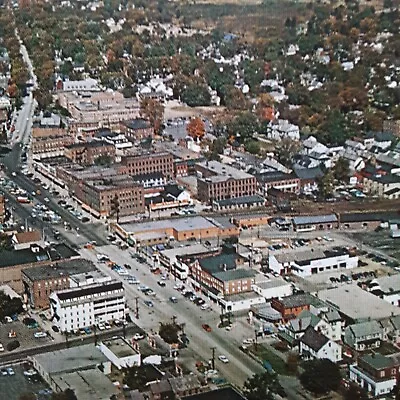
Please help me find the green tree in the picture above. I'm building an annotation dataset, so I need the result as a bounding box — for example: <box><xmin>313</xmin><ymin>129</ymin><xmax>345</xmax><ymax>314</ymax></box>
<box><xmin>222</xmin><ymin>85</ymin><xmax>249</xmax><ymax>110</ymax></box>
<box><xmin>181</xmin><ymin>83</ymin><xmax>211</xmax><ymax>107</ymax></box>
<box><xmin>159</xmin><ymin>322</ymin><xmax>180</xmax><ymax>344</ymax></box>
<box><xmin>345</xmin><ymin>384</ymin><xmax>369</xmax><ymax>400</ymax></box>
<box><xmin>300</xmin><ymin>359</ymin><xmax>341</xmax><ymax>395</ymax></box>
<box><xmin>123</xmin><ymin>366</ymin><xmax>149</xmax><ymax>391</ymax></box>
<box><xmin>206</xmin><ymin>137</ymin><xmax>227</xmax><ymax>161</ymax></box>
<box><xmin>244</xmin><ymin>139</ymin><xmax>260</xmax><ymax>155</ymax></box>
<box><xmin>228</xmin><ymin>112</ymin><xmax>259</xmax><ymax>141</ymax></box>
<box><xmin>243</xmin><ymin>373</ymin><xmax>277</xmax><ymax>400</ymax></box>
<box><xmin>318</xmin><ymin>170</ymin><xmax>335</xmax><ymax>199</ymax></box>
<box><xmin>333</xmin><ymin>157</ymin><xmax>350</xmax><ymax>182</ymax></box>
<box><xmin>275</xmin><ymin>138</ymin><xmax>301</xmax><ymax>168</ymax></box>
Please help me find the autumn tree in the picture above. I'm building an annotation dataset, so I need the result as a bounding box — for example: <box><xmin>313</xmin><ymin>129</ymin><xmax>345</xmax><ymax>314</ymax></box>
<box><xmin>256</xmin><ymin>93</ymin><xmax>275</xmax><ymax>121</ymax></box>
<box><xmin>187</xmin><ymin>117</ymin><xmax>205</xmax><ymax>141</ymax></box>
<box><xmin>222</xmin><ymin>85</ymin><xmax>249</xmax><ymax>110</ymax></box>
<box><xmin>333</xmin><ymin>157</ymin><xmax>350</xmax><ymax>182</ymax></box>
<box><xmin>318</xmin><ymin>170</ymin><xmax>335</xmax><ymax>199</ymax></box>
<box><xmin>140</xmin><ymin>98</ymin><xmax>164</xmax><ymax>135</ymax></box>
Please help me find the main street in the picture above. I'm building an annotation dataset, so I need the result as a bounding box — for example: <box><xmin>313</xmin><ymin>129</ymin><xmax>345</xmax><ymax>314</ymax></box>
<box><xmin>80</xmin><ymin>245</ymin><xmax>266</xmax><ymax>388</ymax></box>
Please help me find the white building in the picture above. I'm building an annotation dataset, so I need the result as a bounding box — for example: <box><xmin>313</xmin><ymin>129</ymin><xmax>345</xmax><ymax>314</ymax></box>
<box><xmin>252</xmin><ymin>278</ymin><xmax>292</xmax><ymax>299</ymax></box>
<box><xmin>349</xmin><ymin>354</ymin><xmax>397</xmax><ymax>397</ymax></box>
<box><xmin>98</xmin><ymin>337</ymin><xmax>141</xmax><ymax>369</ymax></box>
<box><xmin>367</xmin><ymin>274</ymin><xmax>400</xmax><ymax>306</ymax></box>
<box><xmin>269</xmin><ymin>248</ymin><xmax>358</xmax><ymax>278</ymax></box>
<box><xmin>219</xmin><ymin>291</ymin><xmax>266</xmax><ymax>313</ymax></box>
<box><xmin>60</xmin><ymin>78</ymin><xmax>100</xmax><ymax>92</ymax></box>
<box><xmin>50</xmin><ymin>280</ymin><xmax>125</xmax><ymax>332</ymax></box>
<box><xmin>267</xmin><ymin>119</ymin><xmax>300</xmax><ymax>141</ymax></box>
<box><xmin>299</xmin><ymin>327</ymin><xmax>342</xmax><ymax>363</ymax></box>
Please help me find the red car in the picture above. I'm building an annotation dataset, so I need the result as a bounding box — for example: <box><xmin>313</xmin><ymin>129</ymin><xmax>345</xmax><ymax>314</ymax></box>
<box><xmin>202</xmin><ymin>324</ymin><xmax>212</xmax><ymax>332</ymax></box>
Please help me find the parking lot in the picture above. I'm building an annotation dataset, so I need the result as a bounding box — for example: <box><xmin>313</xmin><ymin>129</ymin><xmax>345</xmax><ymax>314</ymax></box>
<box><xmin>0</xmin><ymin>319</ymin><xmax>53</xmax><ymax>355</ymax></box>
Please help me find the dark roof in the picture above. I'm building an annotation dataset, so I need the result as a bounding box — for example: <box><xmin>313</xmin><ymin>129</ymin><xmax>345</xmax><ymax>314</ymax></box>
<box><xmin>293</xmin><ymin>214</ymin><xmax>338</xmax><ymax>226</ymax></box>
<box><xmin>385</xmin><ymin>187</ymin><xmax>400</xmax><ymax>196</ymax></box>
<box><xmin>198</xmin><ymin>253</ymin><xmax>237</xmax><ymax>274</ymax></box>
<box><xmin>0</xmin><ymin>243</ymin><xmax>79</xmax><ymax>269</ymax></box>
<box><xmin>22</xmin><ymin>258</ymin><xmax>96</xmax><ymax>281</ymax></box>
<box><xmin>123</xmin><ymin>118</ymin><xmax>152</xmax><ymax>130</ymax></box>
<box><xmin>57</xmin><ymin>281</ymin><xmax>123</xmax><ymax>301</ymax></box>
<box><xmin>213</xmin><ymin>268</ymin><xmax>256</xmax><ymax>282</ymax></box>
<box><xmin>277</xmin><ymin>293</ymin><xmax>323</xmax><ymax>309</ymax></box>
<box><xmin>256</xmin><ymin>171</ymin><xmax>297</xmax><ymax>183</ymax></box>
<box><xmin>294</xmin><ymin>166</ymin><xmax>324</xmax><ymax>180</ymax></box>
<box><xmin>214</xmin><ymin>195</ymin><xmax>265</xmax><ymax>207</ymax></box>
<box><xmin>340</xmin><ymin>211</ymin><xmax>400</xmax><ymax>223</ymax></box>
<box><xmin>300</xmin><ymin>326</ymin><xmax>329</xmax><ymax>351</ymax></box>
<box><xmin>183</xmin><ymin>387</ymin><xmax>246</xmax><ymax>400</ymax></box>
<box><xmin>164</xmin><ymin>184</ymin><xmax>185</xmax><ymax>199</ymax></box>
<box><xmin>66</xmin><ymin>141</ymin><xmax>113</xmax><ymax>149</ymax></box>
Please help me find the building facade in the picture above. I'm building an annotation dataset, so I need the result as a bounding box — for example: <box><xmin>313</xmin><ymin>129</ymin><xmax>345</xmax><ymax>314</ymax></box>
<box><xmin>64</xmin><ymin>142</ymin><xmax>116</xmax><ymax>166</ymax></box>
<box><xmin>50</xmin><ymin>281</ymin><xmax>125</xmax><ymax>332</ymax></box>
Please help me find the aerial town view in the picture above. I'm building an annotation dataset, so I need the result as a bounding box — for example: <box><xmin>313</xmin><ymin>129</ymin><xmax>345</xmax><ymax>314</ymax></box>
<box><xmin>0</xmin><ymin>0</ymin><xmax>400</xmax><ymax>398</ymax></box>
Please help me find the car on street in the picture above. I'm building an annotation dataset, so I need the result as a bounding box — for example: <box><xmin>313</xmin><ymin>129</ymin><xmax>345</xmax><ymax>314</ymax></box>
<box><xmin>34</xmin><ymin>332</ymin><xmax>47</xmax><ymax>338</ymax></box>
<box><xmin>202</xmin><ymin>324</ymin><xmax>212</xmax><ymax>332</ymax></box>
<box><xmin>144</xmin><ymin>300</ymin><xmax>154</xmax><ymax>307</ymax></box>
<box><xmin>243</xmin><ymin>338</ymin><xmax>254</xmax><ymax>345</ymax></box>
<box><xmin>200</xmin><ymin>304</ymin><xmax>209</xmax><ymax>310</ymax></box>
<box><xmin>104</xmin><ymin>322</ymin><xmax>111</xmax><ymax>330</ymax></box>
<box><xmin>44</xmin><ymin>197</ymin><xmax>49</xmax><ymax>203</ymax></box>
<box><xmin>97</xmin><ymin>323</ymin><xmax>105</xmax><ymax>331</ymax></box>
<box><xmin>133</xmin><ymin>333</ymin><xmax>145</xmax><ymax>341</ymax></box>
<box><xmin>218</xmin><ymin>355</ymin><xmax>229</xmax><ymax>363</ymax></box>
<box><xmin>169</xmin><ymin>296</ymin><xmax>178</xmax><ymax>303</ymax></box>
<box><xmin>157</xmin><ymin>280</ymin><xmax>166</xmax><ymax>287</ymax></box>
<box><xmin>0</xmin><ymin>343</ymin><xmax>4</xmax><ymax>352</ymax></box>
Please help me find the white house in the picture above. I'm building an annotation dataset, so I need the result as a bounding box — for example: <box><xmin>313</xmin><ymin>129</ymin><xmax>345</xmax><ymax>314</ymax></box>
<box><xmin>98</xmin><ymin>337</ymin><xmax>141</xmax><ymax>370</ymax></box>
<box><xmin>299</xmin><ymin>326</ymin><xmax>342</xmax><ymax>363</ymax></box>
<box><xmin>50</xmin><ymin>280</ymin><xmax>126</xmax><ymax>333</ymax></box>
<box><xmin>267</xmin><ymin>119</ymin><xmax>300</xmax><ymax>140</ymax></box>
<box><xmin>344</xmin><ymin>320</ymin><xmax>384</xmax><ymax>351</ymax></box>
<box><xmin>252</xmin><ymin>278</ymin><xmax>292</xmax><ymax>299</ymax></box>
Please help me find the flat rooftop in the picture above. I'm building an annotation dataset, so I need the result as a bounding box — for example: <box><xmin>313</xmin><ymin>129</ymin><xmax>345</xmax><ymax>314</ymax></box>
<box><xmin>317</xmin><ymin>284</ymin><xmax>400</xmax><ymax>322</ymax></box>
<box><xmin>160</xmin><ymin>244</ymin><xmax>211</xmax><ymax>260</ymax></box>
<box><xmin>119</xmin><ymin>216</ymin><xmax>217</xmax><ymax>235</ymax></box>
<box><xmin>197</xmin><ymin>160</ymin><xmax>254</xmax><ymax>182</ymax></box>
<box><xmin>102</xmin><ymin>337</ymin><xmax>138</xmax><ymax>358</ymax></box>
<box><xmin>51</xmin><ymin>369</ymin><xmax>118</xmax><ymax>400</ymax></box>
<box><xmin>32</xmin><ymin>343</ymin><xmax>108</xmax><ymax>374</ymax></box>
<box><xmin>22</xmin><ymin>258</ymin><xmax>96</xmax><ymax>281</ymax></box>
<box><xmin>273</xmin><ymin>247</ymin><xmax>351</xmax><ymax>264</ymax></box>
<box><xmin>374</xmin><ymin>274</ymin><xmax>400</xmax><ymax>294</ymax></box>
<box><xmin>255</xmin><ymin>278</ymin><xmax>292</xmax><ymax>290</ymax></box>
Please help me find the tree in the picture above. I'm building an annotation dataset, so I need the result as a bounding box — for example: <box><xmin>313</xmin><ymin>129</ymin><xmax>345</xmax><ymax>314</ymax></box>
<box><xmin>222</xmin><ymin>85</ymin><xmax>249</xmax><ymax>110</ymax></box>
<box><xmin>140</xmin><ymin>98</ymin><xmax>164</xmax><ymax>135</ymax></box>
<box><xmin>256</xmin><ymin>93</ymin><xmax>275</xmax><ymax>121</ymax></box>
<box><xmin>318</xmin><ymin>170</ymin><xmax>334</xmax><ymax>199</ymax></box>
<box><xmin>227</xmin><ymin>112</ymin><xmax>259</xmax><ymax>142</ymax></box>
<box><xmin>243</xmin><ymin>373</ymin><xmax>277</xmax><ymax>400</ymax></box>
<box><xmin>345</xmin><ymin>384</ymin><xmax>369</xmax><ymax>400</ymax></box>
<box><xmin>181</xmin><ymin>83</ymin><xmax>211</xmax><ymax>107</ymax></box>
<box><xmin>244</xmin><ymin>139</ymin><xmax>260</xmax><ymax>155</ymax></box>
<box><xmin>187</xmin><ymin>117</ymin><xmax>205</xmax><ymax>141</ymax></box>
<box><xmin>300</xmin><ymin>359</ymin><xmax>341</xmax><ymax>395</ymax></box>
<box><xmin>94</xmin><ymin>154</ymin><xmax>113</xmax><ymax>167</ymax></box>
<box><xmin>333</xmin><ymin>157</ymin><xmax>350</xmax><ymax>182</ymax></box>
<box><xmin>275</xmin><ymin>138</ymin><xmax>301</xmax><ymax>168</ymax></box>
<box><xmin>159</xmin><ymin>322</ymin><xmax>180</xmax><ymax>344</ymax></box>
<box><xmin>123</xmin><ymin>366</ymin><xmax>149</xmax><ymax>391</ymax></box>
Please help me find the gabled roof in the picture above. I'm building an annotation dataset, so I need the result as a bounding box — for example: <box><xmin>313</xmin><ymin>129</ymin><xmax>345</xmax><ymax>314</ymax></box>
<box><xmin>349</xmin><ymin>320</ymin><xmax>382</xmax><ymax>339</ymax></box>
<box><xmin>294</xmin><ymin>166</ymin><xmax>324</xmax><ymax>180</ymax></box>
<box><xmin>13</xmin><ymin>230</ymin><xmax>42</xmax><ymax>244</ymax></box>
<box><xmin>323</xmin><ymin>310</ymin><xmax>341</xmax><ymax>323</ymax></box>
<box><xmin>300</xmin><ymin>326</ymin><xmax>329</xmax><ymax>352</ymax></box>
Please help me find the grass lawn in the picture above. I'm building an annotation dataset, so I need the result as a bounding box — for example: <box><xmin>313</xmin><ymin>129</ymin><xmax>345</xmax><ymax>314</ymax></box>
<box><xmin>252</xmin><ymin>344</ymin><xmax>296</xmax><ymax>376</ymax></box>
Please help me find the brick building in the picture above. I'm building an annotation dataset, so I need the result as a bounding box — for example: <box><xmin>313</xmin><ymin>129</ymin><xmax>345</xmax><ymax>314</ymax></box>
<box><xmin>64</xmin><ymin>142</ymin><xmax>116</xmax><ymax>166</ymax></box>
<box><xmin>21</xmin><ymin>258</ymin><xmax>96</xmax><ymax>309</ymax></box>
<box><xmin>255</xmin><ymin>171</ymin><xmax>300</xmax><ymax>195</ymax></box>
<box><xmin>31</xmin><ymin>126</ymin><xmax>73</xmax><ymax>158</ymax></box>
<box><xmin>120</xmin><ymin>119</ymin><xmax>154</xmax><ymax>140</ymax></box>
<box><xmin>195</xmin><ymin>161</ymin><xmax>257</xmax><ymax>204</ymax></box>
<box><xmin>271</xmin><ymin>293</ymin><xmax>319</xmax><ymax>321</ymax></box>
<box><xmin>120</xmin><ymin>152</ymin><xmax>174</xmax><ymax>180</ymax></box>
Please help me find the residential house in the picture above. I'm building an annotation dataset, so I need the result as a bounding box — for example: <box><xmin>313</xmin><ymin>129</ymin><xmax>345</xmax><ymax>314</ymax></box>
<box><xmin>12</xmin><ymin>231</ymin><xmax>43</xmax><ymax>250</ymax></box>
<box><xmin>344</xmin><ymin>320</ymin><xmax>384</xmax><ymax>351</ymax></box>
<box><xmin>267</xmin><ymin>119</ymin><xmax>300</xmax><ymax>140</ymax></box>
<box><xmin>293</xmin><ymin>166</ymin><xmax>324</xmax><ymax>193</ymax></box>
<box><xmin>349</xmin><ymin>353</ymin><xmax>399</xmax><ymax>397</ymax></box>
<box><xmin>299</xmin><ymin>326</ymin><xmax>342</xmax><ymax>363</ymax></box>
<box><xmin>320</xmin><ymin>310</ymin><xmax>342</xmax><ymax>342</ymax></box>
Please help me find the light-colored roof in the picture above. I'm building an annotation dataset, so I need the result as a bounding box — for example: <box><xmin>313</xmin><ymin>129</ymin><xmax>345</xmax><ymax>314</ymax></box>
<box><xmin>101</xmin><ymin>337</ymin><xmax>138</xmax><ymax>358</ymax></box>
<box><xmin>348</xmin><ymin>320</ymin><xmax>383</xmax><ymax>338</ymax></box>
<box><xmin>317</xmin><ymin>284</ymin><xmax>400</xmax><ymax>322</ymax></box>
<box><xmin>273</xmin><ymin>248</ymin><xmax>326</xmax><ymax>264</ymax></box>
<box><xmin>120</xmin><ymin>216</ymin><xmax>216</xmax><ymax>235</ymax></box>
<box><xmin>375</xmin><ymin>274</ymin><xmax>400</xmax><ymax>294</ymax></box>
<box><xmin>160</xmin><ymin>244</ymin><xmax>211</xmax><ymax>260</ymax></box>
<box><xmin>293</xmin><ymin>214</ymin><xmax>338</xmax><ymax>225</ymax></box>
<box><xmin>32</xmin><ymin>344</ymin><xmax>108</xmax><ymax>374</ymax></box>
<box><xmin>197</xmin><ymin>160</ymin><xmax>254</xmax><ymax>182</ymax></box>
<box><xmin>51</xmin><ymin>369</ymin><xmax>118</xmax><ymax>400</ymax></box>
<box><xmin>255</xmin><ymin>278</ymin><xmax>291</xmax><ymax>290</ymax></box>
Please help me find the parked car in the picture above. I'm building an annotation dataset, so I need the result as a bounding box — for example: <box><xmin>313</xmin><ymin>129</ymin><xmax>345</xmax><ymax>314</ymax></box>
<box><xmin>169</xmin><ymin>296</ymin><xmax>178</xmax><ymax>303</ymax></box>
<box><xmin>144</xmin><ymin>300</ymin><xmax>154</xmax><ymax>307</ymax></box>
<box><xmin>218</xmin><ymin>355</ymin><xmax>229</xmax><ymax>363</ymax></box>
<box><xmin>157</xmin><ymin>281</ymin><xmax>166</xmax><ymax>287</ymax></box>
<box><xmin>202</xmin><ymin>324</ymin><xmax>212</xmax><ymax>332</ymax></box>
<box><xmin>34</xmin><ymin>332</ymin><xmax>47</xmax><ymax>338</ymax></box>
<box><xmin>133</xmin><ymin>333</ymin><xmax>145</xmax><ymax>341</ymax></box>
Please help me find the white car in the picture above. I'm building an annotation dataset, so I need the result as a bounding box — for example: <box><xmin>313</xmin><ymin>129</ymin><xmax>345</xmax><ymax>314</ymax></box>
<box><xmin>34</xmin><ymin>332</ymin><xmax>47</xmax><ymax>338</ymax></box>
<box><xmin>200</xmin><ymin>304</ymin><xmax>209</xmax><ymax>310</ymax></box>
<box><xmin>242</xmin><ymin>338</ymin><xmax>254</xmax><ymax>345</ymax></box>
<box><xmin>218</xmin><ymin>355</ymin><xmax>229</xmax><ymax>363</ymax></box>
<box><xmin>133</xmin><ymin>333</ymin><xmax>145</xmax><ymax>341</ymax></box>
<box><xmin>44</xmin><ymin>197</ymin><xmax>50</xmax><ymax>203</ymax></box>
<box><xmin>97</xmin><ymin>323</ymin><xmax>105</xmax><ymax>331</ymax></box>
<box><xmin>104</xmin><ymin>322</ymin><xmax>111</xmax><ymax>330</ymax></box>
<box><xmin>0</xmin><ymin>343</ymin><xmax>4</xmax><ymax>352</ymax></box>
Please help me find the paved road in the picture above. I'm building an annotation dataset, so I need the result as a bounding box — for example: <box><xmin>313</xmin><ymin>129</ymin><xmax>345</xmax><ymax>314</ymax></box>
<box><xmin>80</xmin><ymin>246</ymin><xmax>266</xmax><ymax>388</ymax></box>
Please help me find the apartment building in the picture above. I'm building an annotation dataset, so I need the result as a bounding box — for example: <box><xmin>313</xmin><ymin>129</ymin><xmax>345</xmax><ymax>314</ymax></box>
<box><xmin>195</xmin><ymin>161</ymin><xmax>257</xmax><ymax>204</ymax></box>
<box><xmin>64</xmin><ymin>142</ymin><xmax>116</xmax><ymax>166</ymax></box>
<box><xmin>120</xmin><ymin>119</ymin><xmax>154</xmax><ymax>140</ymax></box>
<box><xmin>50</xmin><ymin>280</ymin><xmax>125</xmax><ymax>332</ymax></box>
<box><xmin>120</xmin><ymin>152</ymin><xmax>174</xmax><ymax>180</ymax></box>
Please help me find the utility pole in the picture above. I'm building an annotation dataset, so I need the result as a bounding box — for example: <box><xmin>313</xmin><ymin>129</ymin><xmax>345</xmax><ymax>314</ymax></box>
<box><xmin>211</xmin><ymin>347</ymin><xmax>216</xmax><ymax>370</ymax></box>
<box><xmin>135</xmin><ymin>297</ymin><xmax>139</xmax><ymax>319</ymax></box>
<box><xmin>254</xmin><ymin>329</ymin><xmax>258</xmax><ymax>351</ymax></box>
